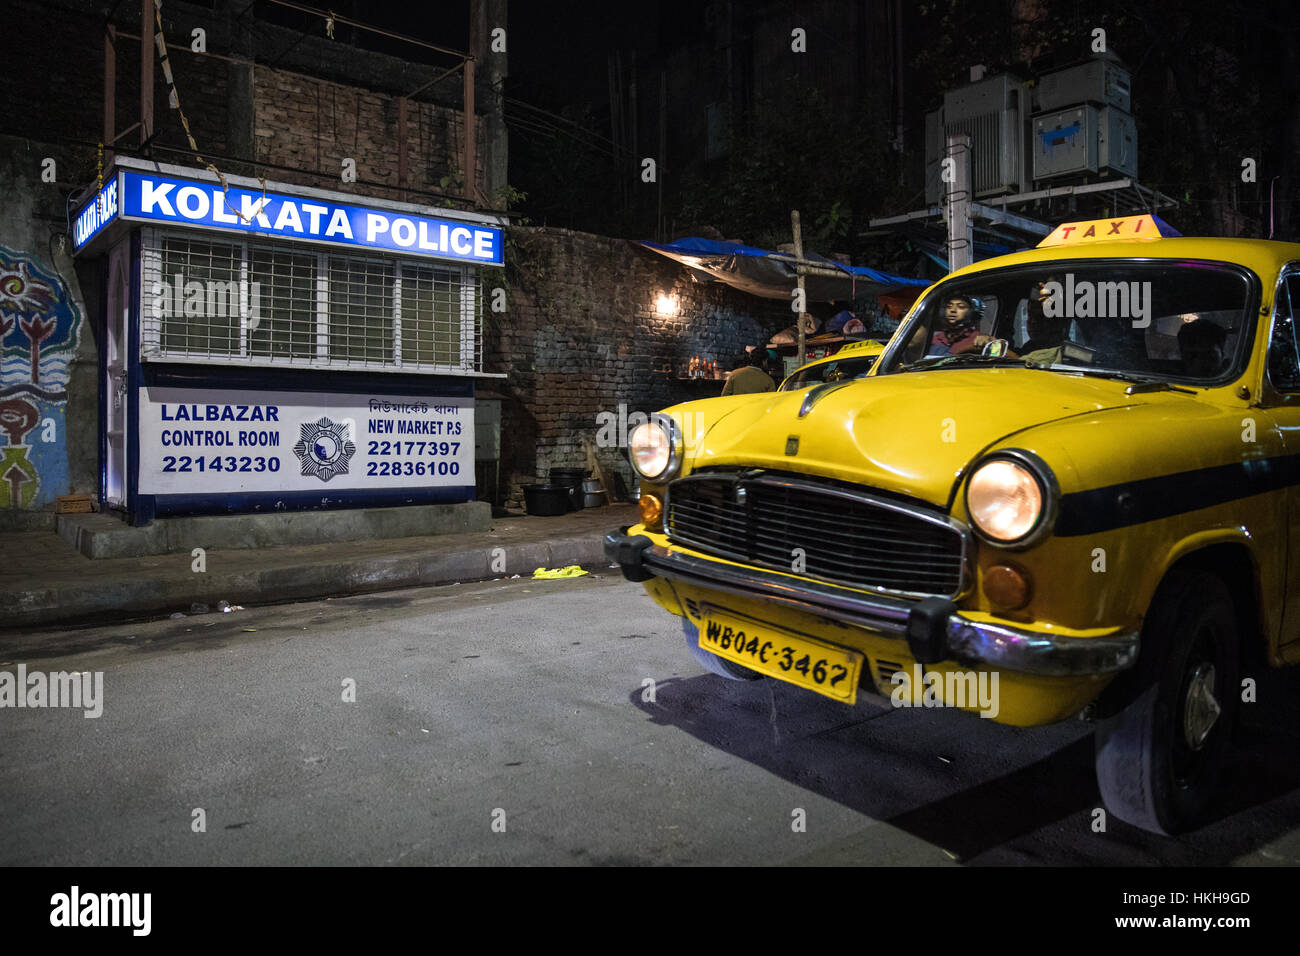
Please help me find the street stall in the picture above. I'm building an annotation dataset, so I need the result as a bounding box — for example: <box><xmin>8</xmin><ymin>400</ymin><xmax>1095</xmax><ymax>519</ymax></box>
<box><xmin>72</xmin><ymin>157</ymin><xmax>506</xmax><ymax>524</ymax></box>
<box><xmin>639</xmin><ymin>233</ymin><xmax>928</xmax><ymax>378</ymax></box>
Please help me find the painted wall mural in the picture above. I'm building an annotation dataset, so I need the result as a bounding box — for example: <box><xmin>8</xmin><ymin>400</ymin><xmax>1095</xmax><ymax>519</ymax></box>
<box><xmin>0</xmin><ymin>248</ymin><xmax>83</xmax><ymax>508</ymax></box>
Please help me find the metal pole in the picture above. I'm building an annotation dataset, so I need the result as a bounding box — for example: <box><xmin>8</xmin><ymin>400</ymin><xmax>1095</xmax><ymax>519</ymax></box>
<box><xmin>140</xmin><ymin>0</ymin><xmax>154</xmax><ymax>150</ymax></box>
<box><xmin>463</xmin><ymin>57</ymin><xmax>476</xmax><ymax>203</ymax></box>
<box><xmin>792</xmin><ymin>209</ymin><xmax>808</xmax><ymax>368</ymax></box>
<box><xmin>658</xmin><ymin>70</ymin><xmax>666</xmax><ymax>242</ymax></box>
<box><xmin>945</xmin><ymin>132</ymin><xmax>973</xmax><ymax>271</ymax></box>
<box><xmin>397</xmin><ymin>95</ymin><xmax>408</xmax><ymax>201</ymax></box>
<box><xmin>104</xmin><ymin>24</ymin><xmax>116</xmax><ymax>168</ymax></box>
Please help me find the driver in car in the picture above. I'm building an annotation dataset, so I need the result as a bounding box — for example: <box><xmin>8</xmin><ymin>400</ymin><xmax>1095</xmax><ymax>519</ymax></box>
<box><xmin>926</xmin><ymin>294</ymin><xmax>992</xmax><ymax>356</ymax></box>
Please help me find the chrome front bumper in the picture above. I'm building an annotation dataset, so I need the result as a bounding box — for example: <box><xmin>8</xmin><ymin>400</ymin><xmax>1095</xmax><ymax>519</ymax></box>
<box><xmin>606</xmin><ymin>529</ymin><xmax>1139</xmax><ymax>678</ymax></box>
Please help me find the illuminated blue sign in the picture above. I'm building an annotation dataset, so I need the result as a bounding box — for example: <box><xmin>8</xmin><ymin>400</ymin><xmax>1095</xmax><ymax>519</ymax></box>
<box><xmin>76</xmin><ymin>170</ymin><xmax>503</xmax><ymax>265</ymax></box>
<box><xmin>72</xmin><ymin>176</ymin><xmax>120</xmax><ymax>250</ymax></box>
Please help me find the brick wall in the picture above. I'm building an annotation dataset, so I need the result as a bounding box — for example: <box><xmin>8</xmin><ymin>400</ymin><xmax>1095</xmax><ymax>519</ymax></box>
<box><xmin>486</xmin><ymin>226</ymin><xmax>792</xmax><ymax>509</ymax></box>
<box><xmin>0</xmin><ymin>0</ymin><xmax>485</xmax><ymax>209</ymax></box>
<box><xmin>250</xmin><ymin>67</ymin><xmax>486</xmax><ymax>204</ymax></box>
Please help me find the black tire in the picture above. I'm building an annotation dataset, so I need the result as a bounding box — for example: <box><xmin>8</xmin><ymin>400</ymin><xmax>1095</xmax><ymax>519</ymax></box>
<box><xmin>1094</xmin><ymin>570</ymin><xmax>1239</xmax><ymax>835</ymax></box>
<box><xmin>682</xmin><ymin>617</ymin><xmax>764</xmax><ymax>681</ymax></box>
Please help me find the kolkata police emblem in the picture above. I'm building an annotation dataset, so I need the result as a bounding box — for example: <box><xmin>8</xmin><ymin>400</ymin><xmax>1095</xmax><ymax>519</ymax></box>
<box><xmin>292</xmin><ymin>416</ymin><xmax>356</xmax><ymax>482</ymax></box>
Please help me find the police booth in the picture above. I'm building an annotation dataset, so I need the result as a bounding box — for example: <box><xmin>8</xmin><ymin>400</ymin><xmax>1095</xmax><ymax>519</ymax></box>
<box><xmin>72</xmin><ymin>157</ymin><xmax>505</xmax><ymax>525</ymax></box>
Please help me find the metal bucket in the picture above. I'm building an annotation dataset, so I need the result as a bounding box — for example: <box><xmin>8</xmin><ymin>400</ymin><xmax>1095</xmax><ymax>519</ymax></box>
<box><xmin>548</xmin><ymin>467</ymin><xmax>587</xmax><ymax>512</ymax></box>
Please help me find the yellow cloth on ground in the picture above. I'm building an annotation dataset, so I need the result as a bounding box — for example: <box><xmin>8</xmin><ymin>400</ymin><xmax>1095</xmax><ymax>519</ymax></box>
<box><xmin>532</xmin><ymin>566</ymin><xmax>589</xmax><ymax>579</ymax></box>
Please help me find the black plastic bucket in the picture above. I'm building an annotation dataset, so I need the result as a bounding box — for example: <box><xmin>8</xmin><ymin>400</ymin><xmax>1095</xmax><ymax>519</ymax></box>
<box><xmin>548</xmin><ymin>467</ymin><xmax>588</xmax><ymax>512</ymax></box>
<box><xmin>523</xmin><ymin>484</ymin><xmax>571</xmax><ymax>517</ymax></box>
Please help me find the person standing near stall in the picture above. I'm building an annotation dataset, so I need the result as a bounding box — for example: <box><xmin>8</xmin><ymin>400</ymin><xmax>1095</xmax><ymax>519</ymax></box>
<box><xmin>723</xmin><ymin>351</ymin><xmax>777</xmax><ymax>395</ymax></box>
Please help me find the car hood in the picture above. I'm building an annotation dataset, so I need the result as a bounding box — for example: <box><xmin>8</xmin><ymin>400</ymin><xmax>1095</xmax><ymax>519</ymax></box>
<box><xmin>682</xmin><ymin>368</ymin><xmax>1145</xmax><ymax>508</ymax></box>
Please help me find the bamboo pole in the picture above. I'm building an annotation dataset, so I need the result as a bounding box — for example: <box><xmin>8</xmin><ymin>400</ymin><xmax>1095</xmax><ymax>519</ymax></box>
<box><xmin>791</xmin><ymin>209</ymin><xmax>808</xmax><ymax>368</ymax></box>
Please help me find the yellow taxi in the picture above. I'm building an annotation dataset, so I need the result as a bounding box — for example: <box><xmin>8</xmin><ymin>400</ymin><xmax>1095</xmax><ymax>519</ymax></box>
<box><xmin>607</xmin><ymin>214</ymin><xmax>1300</xmax><ymax>835</ymax></box>
<box><xmin>778</xmin><ymin>339</ymin><xmax>886</xmax><ymax>391</ymax></box>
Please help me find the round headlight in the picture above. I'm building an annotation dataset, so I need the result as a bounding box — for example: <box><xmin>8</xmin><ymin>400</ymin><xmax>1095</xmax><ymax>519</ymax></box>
<box><xmin>967</xmin><ymin>458</ymin><xmax>1045</xmax><ymax>543</ymax></box>
<box><xmin>629</xmin><ymin>418</ymin><xmax>676</xmax><ymax>480</ymax></box>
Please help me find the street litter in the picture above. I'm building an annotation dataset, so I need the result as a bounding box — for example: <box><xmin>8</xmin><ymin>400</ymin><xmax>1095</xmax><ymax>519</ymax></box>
<box><xmin>532</xmin><ymin>566</ymin><xmax>589</xmax><ymax>579</ymax></box>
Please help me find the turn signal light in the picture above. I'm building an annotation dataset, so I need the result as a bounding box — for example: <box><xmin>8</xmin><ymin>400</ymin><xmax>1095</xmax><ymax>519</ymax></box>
<box><xmin>984</xmin><ymin>563</ymin><xmax>1032</xmax><ymax>610</ymax></box>
<box><xmin>638</xmin><ymin>493</ymin><xmax>663</xmax><ymax>529</ymax></box>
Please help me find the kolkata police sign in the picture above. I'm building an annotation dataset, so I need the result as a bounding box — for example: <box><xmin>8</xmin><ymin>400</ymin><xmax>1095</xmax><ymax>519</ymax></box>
<box><xmin>72</xmin><ymin>177</ymin><xmax>119</xmax><ymax>250</ymax></box>
<box><xmin>74</xmin><ymin>170</ymin><xmax>503</xmax><ymax>265</ymax></box>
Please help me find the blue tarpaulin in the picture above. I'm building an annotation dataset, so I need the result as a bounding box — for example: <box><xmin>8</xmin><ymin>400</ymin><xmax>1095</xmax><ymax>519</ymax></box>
<box><xmin>640</xmin><ymin>237</ymin><xmax>930</xmax><ymax>303</ymax></box>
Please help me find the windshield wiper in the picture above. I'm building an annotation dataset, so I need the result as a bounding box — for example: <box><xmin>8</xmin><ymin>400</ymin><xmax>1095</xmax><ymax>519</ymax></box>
<box><xmin>1046</xmin><ymin>365</ymin><xmax>1198</xmax><ymax>394</ymax></box>
<box><xmin>903</xmin><ymin>353</ymin><xmax>1035</xmax><ymax>372</ymax></box>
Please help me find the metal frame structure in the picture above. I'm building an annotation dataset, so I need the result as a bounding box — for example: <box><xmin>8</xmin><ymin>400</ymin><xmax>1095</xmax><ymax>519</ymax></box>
<box><xmin>869</xmin><ymin>166</ymin><xmax>1181</xmax><ymax>269</ymax></box>
<box><xmin>101</xmin><ymin>0</ymin><xmax>482</xmax><ymax>206</ymax></box>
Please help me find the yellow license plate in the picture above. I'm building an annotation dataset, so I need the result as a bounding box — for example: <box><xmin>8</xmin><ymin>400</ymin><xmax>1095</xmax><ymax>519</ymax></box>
<box><xmin>699</xmin><ymin>606</ymin><xmax>863</xmax><ymax>703</ymax></box>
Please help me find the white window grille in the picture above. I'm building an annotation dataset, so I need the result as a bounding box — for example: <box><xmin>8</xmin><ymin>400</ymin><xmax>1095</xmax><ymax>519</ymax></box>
<box><xmin>140</xmin><ymin>228</ymin><xmax>483</xmax><ymax>374</ymax></box>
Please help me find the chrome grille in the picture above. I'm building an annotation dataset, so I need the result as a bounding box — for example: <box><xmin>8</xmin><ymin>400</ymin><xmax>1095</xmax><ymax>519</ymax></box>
<box><xmin>665</xmin><ymin>472</ymin><xmax>967</xmax><ymax>598</ymax></box>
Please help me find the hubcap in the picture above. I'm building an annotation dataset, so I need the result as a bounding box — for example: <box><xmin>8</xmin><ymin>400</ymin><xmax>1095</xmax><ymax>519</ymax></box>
<box><xmin>1182</xmin><ymin>662</ymin><xmax>1221</xmax><ymax>751</ymax></box>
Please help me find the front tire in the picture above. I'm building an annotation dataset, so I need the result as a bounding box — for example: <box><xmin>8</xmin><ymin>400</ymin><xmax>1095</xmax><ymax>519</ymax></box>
<box><xmin>1094</xmin><ymin>571</ymin><xmax>1239</xmax><ymax>835</ymax></box>
<box><xmin>682</xmin><ymin>617</ymin><xmax>764</xmax><ymax>681</ymax></box>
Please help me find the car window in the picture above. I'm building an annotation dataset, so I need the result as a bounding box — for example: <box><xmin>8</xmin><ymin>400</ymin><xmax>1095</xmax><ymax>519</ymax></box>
<box><xmin>886</xmin><ymin>260</ymin><xmax>1255</xmax><ymax>384</ymax></box>
<box><xmin>1267</xmin><ymin>272</ymin><xmax>1300</xmax><ymax>392</ymax></box>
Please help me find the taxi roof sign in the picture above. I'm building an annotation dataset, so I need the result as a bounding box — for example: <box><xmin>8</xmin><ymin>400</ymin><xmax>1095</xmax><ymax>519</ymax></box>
<box><xmin>837</xmin><ymin>339</ymin><xmax>884</xmax><ymax>354</ymax></box>
<box><xmin>1037</xmin><ymin>214</ymin><xmax>1181</xmax><ymax>248</ymax></box>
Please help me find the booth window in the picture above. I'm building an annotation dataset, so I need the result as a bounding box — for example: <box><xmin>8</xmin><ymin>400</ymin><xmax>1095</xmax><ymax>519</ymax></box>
<box><xmin>249</xmin><ymin>246</ymin><xmax>317</xmax><ymax>359</ymax></box>
<box><xmin>328</xmin><ymin>256</ymin><xmax>394</xmax><ymax>364</ymax></box>
<box><xmin>141</xmin><ymin>229</ymin><xmax>481</xmax><ymax>374</ymax></box>
<box><xmin>400</xmin><ymin>263</ymin><xmax>463</xmax><ymax>366</ymax></box>
<box><xmin>156</xmin><ymin>235</ymin><xmax>242</xmax><ymax>356</ymax></box>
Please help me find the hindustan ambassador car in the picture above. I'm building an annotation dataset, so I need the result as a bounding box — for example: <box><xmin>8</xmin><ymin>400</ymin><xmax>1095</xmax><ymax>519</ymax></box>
<box><xmin>778</xmin><ymin>339</ymin><xmax>886</xmax><ymax>391</ymax></box>
<box><xmin>606</xmin><ymin>214</ymin><xmax>1300</xmax><ymax>835</ymax></box>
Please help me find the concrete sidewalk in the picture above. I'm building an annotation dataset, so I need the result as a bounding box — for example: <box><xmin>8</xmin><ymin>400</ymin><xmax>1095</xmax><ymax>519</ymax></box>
<box><xmin>2</xmin><ymin>505</ymin><xmax>635</xmax><ymax>631</ymax></box>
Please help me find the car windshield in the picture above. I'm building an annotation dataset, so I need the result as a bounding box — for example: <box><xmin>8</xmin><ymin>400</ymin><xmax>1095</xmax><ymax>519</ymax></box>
<box><xmin>881</xmin><ymin>260</ymin><xmax>1256</xmax><ymax>384</ymax></box>
<box><xmin>780</xmin><ymin>355</ymin><xmax>878</xmax><ymax>391</ymax></box>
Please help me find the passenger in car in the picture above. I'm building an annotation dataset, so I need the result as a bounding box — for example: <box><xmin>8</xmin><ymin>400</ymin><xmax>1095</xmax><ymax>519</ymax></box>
<box><xmin>1177</xmin><ymin>317</ymin><xmax>1229</xmax><ymax>377</ymax></box>
<box><xmin>1019</xmin><ymin>279</ymin><xmax>1071</xmax><ymax>364</ymax></box>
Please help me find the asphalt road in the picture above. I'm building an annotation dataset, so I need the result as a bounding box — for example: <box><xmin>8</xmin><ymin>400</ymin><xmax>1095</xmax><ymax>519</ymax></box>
<box><xmin>2</xmin><ymin>572</ymin><xmax>1298</xmax><ymax>866</ymax></box>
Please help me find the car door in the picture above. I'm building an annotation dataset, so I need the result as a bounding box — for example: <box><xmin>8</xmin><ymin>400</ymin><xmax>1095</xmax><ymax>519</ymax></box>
<box><xmin>1260</xmin><ymin>266</ymin><xmax>1300</xmax><ymax>653</ymax></box>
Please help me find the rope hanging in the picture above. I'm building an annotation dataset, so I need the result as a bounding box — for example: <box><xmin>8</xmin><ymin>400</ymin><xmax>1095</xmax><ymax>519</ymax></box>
<box><xmin>152</xmin><ymin>0</ymin><xmax>268</xmax><ymax>223</ymax></box>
